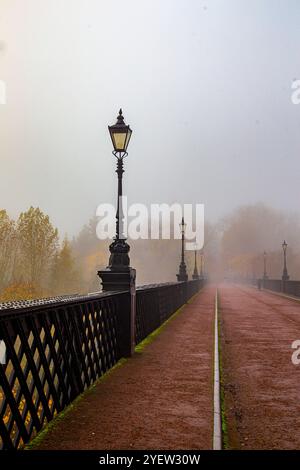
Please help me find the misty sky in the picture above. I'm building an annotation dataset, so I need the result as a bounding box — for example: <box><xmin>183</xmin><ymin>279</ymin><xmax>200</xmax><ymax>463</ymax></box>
<box><xmin>1</xmin><ymin>0</ymin><xmax>300</xmax><ymax>237</ymax></box>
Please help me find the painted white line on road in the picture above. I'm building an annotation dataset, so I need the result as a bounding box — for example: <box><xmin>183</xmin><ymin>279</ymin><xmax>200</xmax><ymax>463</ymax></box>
<box><xmin>213</xmin><ymin>289</ymin><xmax>222</xmax><ymax>450</ymax></box>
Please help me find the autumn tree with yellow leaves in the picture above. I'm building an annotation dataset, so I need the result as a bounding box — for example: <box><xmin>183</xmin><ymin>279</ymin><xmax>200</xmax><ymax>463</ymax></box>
<box><xmin>16</xmin><ymin>206</ymin><xmax>59</xmax><ymax>287</ymax></box>
<box><xmin>0</xmin><ymin>210</ymin><xmax>16</xmax><ymax>290</ymax></box>
<box><xmin>0</xmin><ymin>207</ymin><xmax>84</xmax><ymax>301</ymax></box>
<box><xmin>50</xmin><ymin>237</ymin><xmax>82</xmax><ymax>295</ymax></box>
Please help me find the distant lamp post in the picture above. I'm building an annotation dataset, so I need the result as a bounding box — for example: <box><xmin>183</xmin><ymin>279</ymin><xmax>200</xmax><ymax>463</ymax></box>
<box><xmin>282</xmin><ymin>240</ymin><xmax>290</xmax><ymax>282</ymax></box>
<box><xmin>263</xmin><ymin>251</ymin><xmax>268</xmax><ymax>280</ymax></box>
<box><xmin>98</xmin><ymin>109</ymin><xmax>135</xmax><ymax>291</ymax></box>
<box><xmin>192</xmin><ymin>244</ymin><xmax>199</xmax><ymax>280</ymax></box>
<box><xmin>200</xmin><ymin>250</ymin><xmax>204</xmax><ymax>279</ymax></box>
<box><xmin>176</xmin><ymin>217</ymin><xmax>188</xmax><ymax>282</ymax></box>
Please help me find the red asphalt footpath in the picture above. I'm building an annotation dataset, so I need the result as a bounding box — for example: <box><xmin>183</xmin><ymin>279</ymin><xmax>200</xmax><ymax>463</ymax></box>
<box><xmin>32</xmin><ymin>286</ymin><xmax>215</xmax><ymax>450</ymax></box>
<box><xmin>219</xmin><ymin>284</ymin><xmax>300</xmax><ymax>449</ymax></box>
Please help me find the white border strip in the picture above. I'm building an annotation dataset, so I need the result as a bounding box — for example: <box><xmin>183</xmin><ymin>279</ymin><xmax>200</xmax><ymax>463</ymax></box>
<box><xmin>213</xmin><ymin>288</ymin><xmax>222</xmax><ymax>450</ymax></box>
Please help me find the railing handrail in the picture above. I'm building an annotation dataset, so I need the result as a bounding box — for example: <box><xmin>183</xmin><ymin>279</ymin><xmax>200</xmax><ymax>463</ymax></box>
<box><xmin>0</xmin><ymin>291</ymin><xmax>119</xmax><ymax>317</ymax></box>
<box><xmin>136</xmin><ymin>280</ymin><xmax>198</xmax><ymax>292</ymax></box>
<box><xmin>0</xmin><ymin>280</ymin><xmax>201</xmax><ymax>317</ymax></box>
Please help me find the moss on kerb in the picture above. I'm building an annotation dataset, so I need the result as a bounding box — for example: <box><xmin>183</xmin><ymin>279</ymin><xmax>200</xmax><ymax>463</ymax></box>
<box><xmin>135</xmin><ymin>303</ymin><xmax>186</xmax><ymax>353</ymax></box>
<box><xmin>25</xmin><ymin>292</ymin><xmax>200</xmax><ymax>450</ymax></box>
<box><xmin>217</xmin><ymin>293</ymin><xmax>229</xmax><ymax>450</ymax></box>
<box><xmin>211</xmin><ymin>293</ymin><xmax>216</xmax><ymax>448</ymax></box>
<box><xmin>135</xmin><ymin>291</ymin><xmax>200</xmax><ymax>353</ymax></box>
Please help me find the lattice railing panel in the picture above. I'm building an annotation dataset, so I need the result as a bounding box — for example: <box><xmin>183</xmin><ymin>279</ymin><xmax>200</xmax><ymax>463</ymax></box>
<box><xmin>0</xmin><ymin>294</ymin><xmax>122</xmax><ymax>449</ymax></box>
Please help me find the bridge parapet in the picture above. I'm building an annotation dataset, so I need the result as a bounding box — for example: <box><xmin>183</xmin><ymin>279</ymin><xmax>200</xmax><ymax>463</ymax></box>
<box><xmin>258</xmin><ymin>278</ymin><xmax>300</xmax><ymax>297</ymax></box>
<box><xmin>0</xmin><ymin>279</ymin><xmax>204</xmax><ymax>449</ymax></box>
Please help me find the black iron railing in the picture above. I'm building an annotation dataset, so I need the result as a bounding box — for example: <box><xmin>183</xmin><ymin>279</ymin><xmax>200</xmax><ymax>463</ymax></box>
<box><xmin>260</xmin><ymin>278</ymin><xmax>300</xmax><ymax>297</ymax></box>
<box><xmin>0</xmin><ymin>279</ymin><xmax>203</xmax><ymax>449</ymax></box>
<box><xmin>260</xmin><ymin>279</ymin><xmax>282</xmax><ymax>292</ymax></box>
<box><xmin>136</xmin><ymin>280</ymin><xmax>202</xmax><ymax>344</ymax></box>
<box><xmin>283</xmin><ymin>281</ymin><xmax>300</xmax><ymax>297</ymax></box>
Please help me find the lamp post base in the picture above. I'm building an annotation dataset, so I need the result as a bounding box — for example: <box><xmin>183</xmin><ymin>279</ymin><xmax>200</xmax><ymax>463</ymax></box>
<box><xmin>108</xmin><ymin>239</ymin><xmax>130</xmax><ymax>269</ymax></box>
<box><xmin>177</xmin><ymin>274</ymin><xmax>188</xmax><ymax>282</ymax></box>
<box><xmin>98</xmin><ymin>267</ymin><xmax>136</xmax><ymax>292</ymax></box>
<box><xmin>98</xmin><ymin>238</ymin><xmax>135</xmax><ymax>292</ymax></box>
<box><xmin>177</xmin><ymin>261</ymin><xmax>188</xmax><ymax>282</ymax></box>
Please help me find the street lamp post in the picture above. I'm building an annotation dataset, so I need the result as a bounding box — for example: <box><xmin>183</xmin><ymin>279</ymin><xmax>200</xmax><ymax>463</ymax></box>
<box><xmin>98</xmin><ymin>109</ymin><xmax>136</xmax><ymax>291</ymax></box>
<box><xmin>263</xmin><ymin>250</ymin><xmax>268</xmax><ymax>281</ymax></box>
<box><xmin>200</xmin><ymin>250</ymin><xmax>204</xmax><ymax>279</ymax></box>
<box><xmin>282</xmin><ymin>241</ymin><xmax>289</xmax><ymax>289</ymax></box>
<box><xmin>176</xmin><ymin>217</ymin><xmax>188</xmax><ymax>282</ymax></box>
<box><xmin>192</xmin><ymin>245</ymin><xmax>199</xmax><ymax>280</ymax></box>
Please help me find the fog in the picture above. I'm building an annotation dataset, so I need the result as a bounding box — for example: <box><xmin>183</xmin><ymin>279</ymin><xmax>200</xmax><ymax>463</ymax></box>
<box><xmin>1</xmin><ymin>0</ymin><xmax>300</xmax><ymax>231</ymax></box>
<box><xmin>1</xmin><ymin>1</ymin><xmax>300</xmax><ymax>292</ymax></box>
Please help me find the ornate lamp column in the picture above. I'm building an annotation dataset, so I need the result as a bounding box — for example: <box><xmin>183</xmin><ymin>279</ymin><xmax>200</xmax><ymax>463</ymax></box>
<box><xmin>200</xmin><ymin>250</ymin><xmax>204</xmax><ymax>279</ymax></box>
<box><xmin>263</xmin><ymin>250</ymin><xmax>268</xmax><ymax>280</ymax></box>
<box><xmin>282</xmin><ymin>240</ymin><xmax>289</xmax><ymax>282</ymax></box>
<box><xmin>98</xmin><ymin>109</ymin><xmax>135</xmax><ymax>291</ymax></box>
<box><xmin>192</xmin><ymin>245</ymin><xmax>199</xmax><ymax>280</ymax></box>
<box><xmin>176</xmin><ymin>217</ymin><xmax>188</xmax><ymax>282</ymax></box>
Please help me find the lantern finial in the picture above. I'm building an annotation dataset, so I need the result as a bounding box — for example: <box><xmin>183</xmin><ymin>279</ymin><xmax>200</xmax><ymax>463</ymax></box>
<box><xmin>117</xmin><ymin>109</ymin><xmax>124</xmax><ymax>125</ymax></box>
